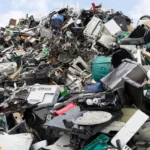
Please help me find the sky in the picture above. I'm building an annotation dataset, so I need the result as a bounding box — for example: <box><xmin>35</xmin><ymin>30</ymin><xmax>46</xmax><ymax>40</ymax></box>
<box><xmin>0</xmin><ymin>0</ymin><xmax>149</xmax><ymax>27</ymax></box>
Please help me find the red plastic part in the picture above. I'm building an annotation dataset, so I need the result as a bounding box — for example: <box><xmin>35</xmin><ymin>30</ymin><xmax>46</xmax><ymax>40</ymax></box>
<box><xmin>54</xmin><ymin>103</ymin><xmax>77</xmax><ymax>115</ymax></box>
<box><xmin>92</xmin><ymin>3</ymin><xmax>96</xmax><ymax>14</ymax></box>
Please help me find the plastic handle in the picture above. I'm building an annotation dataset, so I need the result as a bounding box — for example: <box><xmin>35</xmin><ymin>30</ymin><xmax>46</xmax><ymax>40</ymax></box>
<box><xmin>54</xmin><ymin>103</ymin><xmax>77</xmax><ymax>115</ymax></box>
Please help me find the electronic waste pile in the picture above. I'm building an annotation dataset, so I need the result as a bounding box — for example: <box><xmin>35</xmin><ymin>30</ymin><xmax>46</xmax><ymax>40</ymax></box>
<box><xmin>1</xmin><ymin>2</ymin><xmax>150</xmax><ymax>150</ymax></box>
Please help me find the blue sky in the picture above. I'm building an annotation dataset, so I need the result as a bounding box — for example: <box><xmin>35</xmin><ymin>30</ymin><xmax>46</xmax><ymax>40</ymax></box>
<box><xmin>0</xmin><ymin>0</ymin><xmax>149</xmax><ymax>27</ymax></box>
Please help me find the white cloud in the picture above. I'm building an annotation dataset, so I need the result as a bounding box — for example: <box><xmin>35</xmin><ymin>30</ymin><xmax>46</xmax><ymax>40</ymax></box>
<box><xmin>0</xmin><ymin>10</ymin><xmax>25</xmax><ymax>27</ymax></box>
<box><xmin>0</xmin><ymin>0</ymin><xmax>77</xmax><ymax>27</ymax></box>
<box><xmin>0</xmin><ymin>0</ymin><xmax>65</xmax><ymax>27</ymax></box>
<box><xmin>11</xmin><ymin>0</ymin><xmax>52</xmax><ymax>15</ymax></box>
<box><xmin>11</xmin><ymin>0</ymin><xmax>27</xmax><ymax>8</ymax></box>
<box><xmin>129</xmin><ymin>0</ymin><xmax>150</xmax><ymax>24</ymax></box>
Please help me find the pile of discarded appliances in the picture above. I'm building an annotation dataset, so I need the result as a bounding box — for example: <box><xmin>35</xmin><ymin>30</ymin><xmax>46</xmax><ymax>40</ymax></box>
<box><xmin>1</xmin><ymin>2</ymin><xmax>150</xmax><ymax>150</ymax></box>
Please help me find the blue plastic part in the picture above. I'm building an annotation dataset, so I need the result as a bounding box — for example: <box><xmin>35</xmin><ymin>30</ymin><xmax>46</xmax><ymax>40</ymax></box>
<box><xmin>86</xmin><ymin>83</ymin><xmax>102</xmax><ymax>91</ymax></box>
<box><xmin>51</xmin><ymin>14</ymin><xmax>64</xmax><ymax>28</ymax></box>
<box><xmin>52</xmin><ymin>14</ymin><xmax>64</xmax><ymax>22</ymax></box>
<box><xmin>58</xmin><ymin>96</ymin><xmax>64</xmax><ymax>102</ymax></box>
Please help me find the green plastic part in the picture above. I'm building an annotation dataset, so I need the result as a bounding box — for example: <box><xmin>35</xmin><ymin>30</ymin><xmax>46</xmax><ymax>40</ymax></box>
<box><xmin>22</xmin><ymin>68</ymin><xmax>27</xmax><ymax>73</ymax></box>
<box><xmin>0</xmin><ymin>116</ymin><xmax>8</xmax><ymax>132</ymax></box>
<box><xmin>92</xmin><ymin>56</ymin><xmax>111</xmax><ymax>82</ymax></box>
<box><xmin>12</xmin><ymin>56</ymin><xmax>22</xmax><ymax>61</ymax></box>
<box><xmin>6</xmin><ymin>29</ymin><xmax>14</xmax><ymax>36</ymax></box>
<box><xmin>61</xmin><ymin>89</ymin><xmax>68</xmax><ymax>96</ymax></box>
<box><xmin>42</xmin><ymin>48</ymin><xmax>49</xmax><ymax>57</ymax></box>
<box><xmin>144</xmin><ymin>85</ymin><xmax>150</xmax><ymax>90</ymax></box>
<box><xmin>0</xmin><ymin>118</ymin><xmax>4</xmax><ymax>127</ymax></box>
<box><xmin>83</xmin><ymin>134</ymin><xmax>109</xmax><ymax>150</ymax></box>
<box><xmin>146</xmin><ymin>42</ymin><xmax>150</xmax><ymax>46</ymax></box>
<box><xmin>119</xmin><ymin>32</ymin><xmax>130</xmax><ymax>40</ymax></box>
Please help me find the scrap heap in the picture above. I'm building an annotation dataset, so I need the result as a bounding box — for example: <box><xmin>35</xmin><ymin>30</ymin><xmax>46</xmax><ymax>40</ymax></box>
<box><xmin>1</xmin><ymin>3</ymin><xmax>150</xmax><ymax>150</ymax></box>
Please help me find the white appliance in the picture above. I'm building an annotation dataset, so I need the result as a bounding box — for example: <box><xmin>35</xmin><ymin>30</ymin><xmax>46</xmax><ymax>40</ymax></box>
<box><xmin>27</xmin><ymin>85</ymin><xmax>60</xmax><ymax>106</ymax></box>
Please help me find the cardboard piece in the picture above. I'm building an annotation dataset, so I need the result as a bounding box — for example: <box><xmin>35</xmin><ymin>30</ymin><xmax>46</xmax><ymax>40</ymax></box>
<box><xmin>9</xmin><ymin>19</ymin><xmax>17</xmax><ymax>26</ymax></box>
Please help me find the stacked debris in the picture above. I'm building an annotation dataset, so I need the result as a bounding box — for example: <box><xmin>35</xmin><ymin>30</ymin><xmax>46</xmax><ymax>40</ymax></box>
<box><xmin>1</xmin><ymin>2</ymin><xmax>150</xmax><ymax>150</ymax></box>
